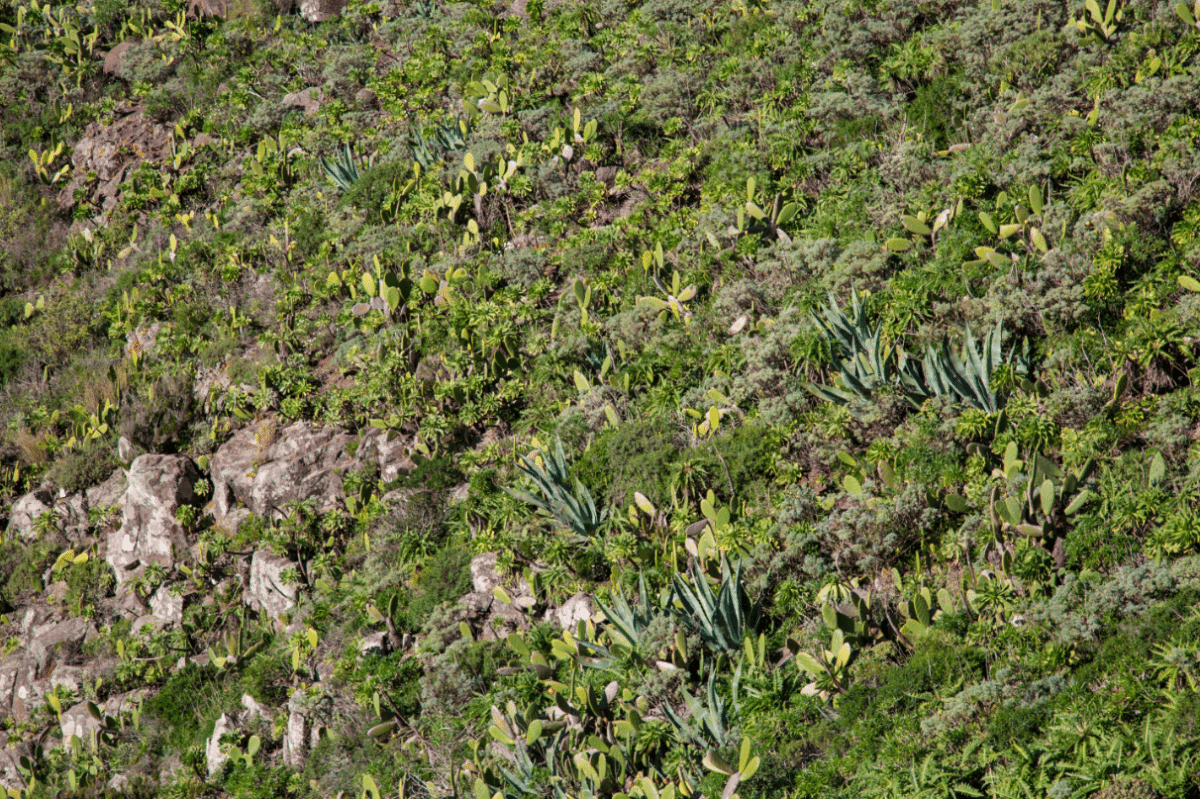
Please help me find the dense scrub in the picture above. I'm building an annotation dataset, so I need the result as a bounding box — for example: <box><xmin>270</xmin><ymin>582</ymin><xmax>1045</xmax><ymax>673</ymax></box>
<box><xmin>3</xmin><ymin>0</ymin><xmax>1200</xmax><ymax>797</ymax></box>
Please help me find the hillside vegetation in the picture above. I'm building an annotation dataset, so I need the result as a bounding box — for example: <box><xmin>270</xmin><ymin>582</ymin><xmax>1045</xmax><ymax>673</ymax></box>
<box><xmin>2</xmin><ymin>0</ymin><xmax>1200</xmax><ymax>797</ymax></box>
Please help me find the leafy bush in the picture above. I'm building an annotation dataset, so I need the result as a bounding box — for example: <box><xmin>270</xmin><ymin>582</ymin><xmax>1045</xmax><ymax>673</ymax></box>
<box><xmin>49</xmin><ymin>438</ymin><xmax>118</xmax><ymax>494</ymax></box>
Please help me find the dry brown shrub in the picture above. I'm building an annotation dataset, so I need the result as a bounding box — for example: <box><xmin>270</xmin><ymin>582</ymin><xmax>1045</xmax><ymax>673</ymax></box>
<box><xmin>14</xmin><ymin>429</ymin><xmax>48</xmax><ymax>466</ymax></box>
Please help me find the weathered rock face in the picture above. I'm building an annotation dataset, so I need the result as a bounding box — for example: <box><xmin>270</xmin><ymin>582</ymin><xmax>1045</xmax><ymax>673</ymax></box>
<box><xmin>85</xmin><ymin>468</ymin><xmax>128</xmax><ymax>512</ymax></box>
<box><xmin>299</xmin><ymin>0</ymin><xmax>346</xmax><ymax>22</ymax></box>
<box><xmin>106</xmin><ymin>455</ymin><xmax>201</xmax><ymax>585</ymax></box>
<box><xmin>0</xmin><ymin>615</ymin><xmax>96</xmax><ymax>723</ymax></box>
<box><xmin>355</xmin><ymin>428</ymin><xmax>415</xmax><ymax>483</ymax></box>
<box><xmin>150</xmin><ymin>585</ymin><xmax>184</xmax><ymax>624</ymax></box>
<box><xmin>5</xmin><ymin>489</ymin><xmax>54</xmax><ymax>541</ymax></box>
<box><xmin>0</xmin><ymin>740</ymin><xmax>32</xmax><ymax>790</ymax></box>
<box><xmin>57</xmin><ymin>107</ymin><xmax>174</xmax><ymax>216</ymax></box>
<box><xmin>209</xmin><ymin>423</ymin><xmax>413</xmax><ymax>524</ymax></box>
<box><xmin>209</xmin><ymin>423</ymin><xmax>356</xmax><ymax>522</ymax></box>
<box><xmin>240</xmin><ymin>693</ymin><xmax>275</xmax><ymax>723</ymax></box>
<box><xmin>102</xmin><ymin>39</ymin><xmax>138</xmax><ymax>76</ymax></box>
<box><xmin>461</xmin><ymin>553</ymin><xmax>536</xmax><ymax>641</ymax></box>
<box><xmin>282</xmin><ymin>86</ymin><xmax>323</xmax><ymax>115</ymax></box>
<box><xmin>247</xmin><ymin>551</ymin><xmax>299</xmax><ymax>621</ymax></box>
<box><xmin>206</xmin><ymin>713</ymin><xmax>236</xmax><ymax>775</ymax></box>
<box><xmin>553</xmin><ymin>592</ymin><xmax>594</xmax><ymax>631</ymax></box>
<box><xmin>7</xmin><ymin>469</ymin><xmax>126</xmax><ymax>544</ymax></box>
<box><xmin>282</xmin><ymin>691</ymin><xmax>310</xmax><ymax>768</ymax></box>
<box><xmin>470</xmin><ymin>552</ymin><xmax>505</xmax><ymax>594</ymax></box>
<box><xmin>60</xmin><ymin>701</ymin><xmax>101</xmax><ymax>749</ymax></box>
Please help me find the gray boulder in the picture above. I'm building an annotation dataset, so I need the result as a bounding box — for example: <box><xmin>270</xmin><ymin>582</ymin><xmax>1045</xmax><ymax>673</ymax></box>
<box><xmin>0</xmin><ymin>653</ymin><xmax>36</xmax><ymax>722</ymax></box>
<box><xmin>150</xmin><ymin>585</ymin><xmax>184</xmax><ymax>624</ymax></box>
<box><xmin>5</xmin><ymin>489</ymin><xmax>54</xmax><ymax>541</ymax></box>
<box><xmin>206</xmin><ymin>713</ymin><xmax>236</xmax><ymax>776</ymax></box>
<box><xmin>247</xmin><ymin>551</ymin><xmax>299</xmax><ymax>620</ymax></box>
<box><xmin>209</xmin><ymin>423</ymin><xmax>356</xmax><ymax>522</ymax></box>
<box><xmin>282</xmin><ymin>87</ymin><xmax>323</xmax><ymax>115</ymax></box>
<box><xmin>0</xmin><ymin>740</ymin><xmax>32</xmax><ymax>791</ymax></box>
<box><xmin>60</xmin><ymin>702</ymin><xmax>101</xmax><ymax>750</ymax></box>
<box><xmin>299</xmin><ymin>0</ymin><xmax>345</xmax><ymax>22</ymax></box>
<box><xmin>471</xmin><ymin>553</ymin><xmax>504</xmax><ymax>594</ymax></box>
<box><xmin>106</xmin><ymin>455</ymin><xmax>201</xmax><ymax>585</ymax></box>
<box><xmin>355</xmin><ymin>428</ymin><xmax>414</xmax><ymax>483</ymax></box>
<box><xmin>554</xmin><ymin>592</ymin><xmax>594</xmax><ymax>631</ymax></box>
<box><xmin>282</xmin><ymin>691</ymin><xmax>310</xmax><ymax>768</ymax></box>
<box><xmin>85</xmin><ymin>468</ymin><xmax>128</xmax><ymax>512</ymax></box>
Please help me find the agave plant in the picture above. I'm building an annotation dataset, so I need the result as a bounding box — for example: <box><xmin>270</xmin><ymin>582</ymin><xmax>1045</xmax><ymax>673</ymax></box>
<box><xmin>504</xmin><ymin>437</ymin><xmax>606</xmax><ymax>537</ymax></box>
<box><xmin>595</xmin><ymin>572</ymin><xmax>660</xmax><ymax>651</ymax></box>
<box><xmin>920</xmin><ymin>321</ymin><xmax>1008</xmax><ymax>413</ymax></box>
<box><xmin>319</xmin><ymin>144</ymin><xmax>362</xmax><ymax>192</ymax></box>
<box><xmin>663</xmin><ymin>668</ymin><xmax>742</xmax><ymax>750</ymax></box>
<box><xmin>804</xmin><ymin>288</ymin><xmax>928</xmax><ymax>407</ymax></box>
<box><xmin>671</xmin><ymin>558</ymin><xmax>761</xmax><ymax>655</ymax></box>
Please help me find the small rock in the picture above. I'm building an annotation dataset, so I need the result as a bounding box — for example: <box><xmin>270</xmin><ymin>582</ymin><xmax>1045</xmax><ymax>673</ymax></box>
<box><xmin>44</xmin><ymin>580</ymin><xmax>69</xmax><ymax>604</ymax></box>
<box><xmin>241</xmin><ymin>693</ymin><xmax>274</xmax><ymax>722</ymax></box>
<box><xmin>358</xmin><ymin>632</ymin><xmax>390</xmax><ymax>658</ymax></box>
<box><xmin>206</xmin><ymin>713</ymin><xmax>236</xmax><ymax>775</ymax></box>
<box><xmin>247</xmin><ymin>551</ymin><xmax>299</xmax><ymax>621</ymax></box>
<box><xmin>299</xmin><ymin>0</ymin><xmax>346</xmax><ymax>22</ymax></box>
<box><xmin>102</xmin><ymin>40</ymin><xmax>138</xmax><ymax>77</ymax></box>
<box><xmin>355</xmin><ymin>87</ymin><xmax>377</xmax><ymax>106</ymax></box>
<box><xmin>282</xmin><ymin>87</ymin><xmax>323</xmax><ymax>115</ymax></box>
<box><xmin>150</xmin><ymin>584</ymin><xmax>184</xmax><ymax>624</ymax></box>
<box><xmin>5</xmin><ymin>489</ymin><xmax>54</xmax><ymax>541</ymax></box>
<box><xmin>555</xmin><ymin>592</ymin><xmax>594</xmax><ymax>631</ymax></box>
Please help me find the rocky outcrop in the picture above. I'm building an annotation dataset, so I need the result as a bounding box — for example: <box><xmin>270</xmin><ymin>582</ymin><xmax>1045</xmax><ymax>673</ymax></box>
<box><xmin>206</xmin><ymin>713</ymin><xmax>236</xmax><ymax>776</ymax></box>
<box><xmin>209</xmin><ymin>423</ymin><xmax>413</xmax><ymax>524</ymax></box>
<box><xmin>209</xmin><ymin>423</ymin><xmax>356</xmax><ymax>522</ymax></box>
<box><xmin>0</xmin><ymin>615</ymin><xmax>96</xmax><ymax>723</ymax></box>
<box><xmin>460</xmin><ymin>554</ymin><xmax>535</xmax><ymax>641</ymax></box>
<box><xmin>282</xmin><ymin>691</ymin><xmax>310</xmax><ymax>769</ymax></box>
<box><xmin>299</xmin><ymin>0</ymin><xmax>345</xmax><ymax>22</ymax></box>
<box><xmin>150</xmin><ymin>585</ymin><xmax>184</xmax><ymax>624</ymax></box>
<box><xmin>60</xmin><ymin>702</ymin><xmax>101</xmax><ymax>749</ymax></box>
<box><xmin>355</xmin><ymin>429</ymin><xmax>414</xmax><ymax>483</ymax></box>
<box><xmin>246</xmin><ymin>551</ymin><xmax>299</xmax><ymax>621</ymax></box>
<box><xmin>0</xmin><ymin>740</ymin><xmax>32</xmax><ymax>791</ymax></box>
<box><xmin>282</xmin><ymin>87</ymin><xmax>323</xmax><ymax>116</ymax></box>
<box><xmin>553</xmin><ymin>592</ymin><xmax>594</xmax><ymax>630</ymax></box>
<box><xmin>85</xmin><ymin>468</ymin><xmax>128</xmax><ymax>512</ymax></box>
<box><xmin>470</xmin><ymin>553</ymin><xmax>507</xmax><ymax>594</ymax></box>
<box><xmin>5</xmin><ymin>489</ymin><xmax>54</xmax><ymax>541</ymax></box>
<box><xmin>6</xmin><ymin>467</ymin><xmax>126</xmax><ymax>544</ymax></box>
<box><xmin>57</xmin><ymin>106</ymin><xmax>174</xmax><ymax>217</ymax></box>
<box><xmin>106</xmin><ymin>455</ymin><xmax>201</xmax><ymax>585</ymax></box>
<box><xmin>240</xmin><ymin>693</ymin><xmax>275</xmax><ymax>723</ymax></box>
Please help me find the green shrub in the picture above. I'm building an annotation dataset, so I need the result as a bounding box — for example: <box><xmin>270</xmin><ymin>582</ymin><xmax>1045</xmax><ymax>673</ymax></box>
<box><xmin>575</xmin><ymin>419</ymin><xmax>681</xmax><ymax>508</ymax></box>
<box><xmin>49</xmin><ymin>438</ymin><xmax>118</xmax><ymax>494</ymax></box>
<box><xmin>221</xmin><ymin>761</ymin><xmax>298</xmax><ymax>799</ymax></box>
<box><xmin>0</xmin><ymin>334</ymin><xmax>24</xmax><ymax>384</ymax></box>
<box><xmin>143</xmin><ymin>662</ymin><xmax>228</xmax><ymax>752</ymax></box>
<box><xmin>340</xmin><ymin>161</ymin><xmax>412</xmax><ymax>222</ymax></box>
<box><xmin>0</xmin><ymin>539</ymin><xmax>56</xmax><ymax>606</ymax></box>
